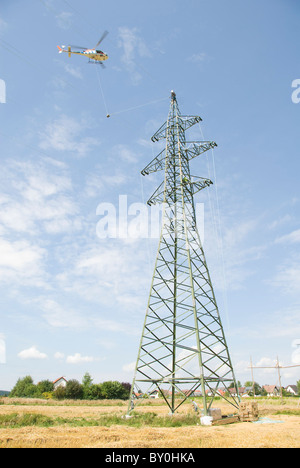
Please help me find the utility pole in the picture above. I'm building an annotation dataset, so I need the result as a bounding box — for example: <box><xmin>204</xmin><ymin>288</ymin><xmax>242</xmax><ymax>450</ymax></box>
<box><xmin>127</xmin><ymin>91</ymin><xmax>239</xmax><ymax>415</ymax></box>
<box><xmin>250</xmin><ymin>356</ymin><xmax>256</xmax><ymax>397</ymax></box>
<box><xmin>249</xmin><ymin>358</ymin><xmax>300</xmax><ymax>402</ymax></box>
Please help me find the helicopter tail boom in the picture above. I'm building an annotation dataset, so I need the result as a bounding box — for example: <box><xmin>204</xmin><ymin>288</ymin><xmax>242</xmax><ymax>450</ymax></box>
<box><xmin>57</xmin><ymin>45</ymin><xmax>72</xmax><ymax>57</ymax></box>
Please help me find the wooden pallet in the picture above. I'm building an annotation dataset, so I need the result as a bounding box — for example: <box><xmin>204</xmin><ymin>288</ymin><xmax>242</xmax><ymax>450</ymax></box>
<box><xmin>212</xmin><ymin>415</ymin><xmax>239</xmax><ymax>426</ymax></box>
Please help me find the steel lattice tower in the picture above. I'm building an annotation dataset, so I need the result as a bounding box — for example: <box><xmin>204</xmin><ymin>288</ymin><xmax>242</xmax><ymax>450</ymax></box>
<box><xmin>127</xmin><ymin>91</ymin><xmax>239</xmax><ymax>415</ymax></box>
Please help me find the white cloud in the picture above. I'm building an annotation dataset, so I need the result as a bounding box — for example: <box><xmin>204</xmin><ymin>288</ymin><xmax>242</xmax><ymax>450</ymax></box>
<box><xmin>46</xmin><ymin>240</ymin><xmax>149</xmax><ymax>336</ymax></box>
<box><xmin>40</xmin><ymin>299</ymin><xmax>88</xmax><ymax>329</ymax></box>
<box><xmin>265</xmin><ymin>306</ymin><xmax>300</xmax><ymax>339</ymax></box>
<box><xmin>84</xmin><ymin>168</ymin><xmax>127</xmax><ymax>198</ymax></box>
<box><xmin>187</xmin><ymin>53</ymin><xmax>207</xmax><ymax>64</ymax></box>
<box><xmin>270</xmin><ymin>262</ymin><xmax>300</xmax><ymax>295</ymax></box>
<box><xmin>118</xmin><ymin>27</ymin><xmax>151</xmax><ymax>85</ymax></box>
<box><xmin>0</xmin><ymin>238</ymin><xmax>43</xmax><ymax>271</ymax></box>
<box><xmin>93</xmin><ymin>317</ymin><xmax>139</xmax><ymax>335</ymax></box>
<box><xmin>255</xmin><ymin>357</ymin><xmax>278</xmax><ymax>368</ymax></box>
<box><xmin>0</xmin><ymin>158</ymin><xmax>78</xmax><ymax>236</ymax></box>
<box><xmin>0</xmin><ymin>238</ymin><xmax>46</xmax><ymax>286</ymax></box>
<box><xmin>275</xmin><ymin>229</ymin><xmax>300</xmax><ymax>244</ymax></box>
<box><xmin>112</xmin><ymin>144</ymin><xmax>138</xmax><ymax>163</ymax></box>
<box><xmin>39</xmin><ymin>114</ymin><xmax>100</xmax><ymax>157</ymax></box>
<box><xmin>56</xmin><ymin>11</ymin><xmax>73</xmax><ymax>30</ymax></box>
<box><xmin>122</xmin><ymin>361</ymin><xmax>136</xmax><ymax>373</ymax></box>
<box><xmin>66</xmin><ymin>353</ymin><xmax>96</xmax><ymax>364</ymax></box>
<box><xmin>205</xmin><ymin>215</ymin><xmax>265</xmax><ymax>291</ymax></box>
<box><xmin>63</xmin><ymin>64</ymin><xmax>83</xmax><ymax>80</ymax></box>
<box><xmin>18</xmin><ymin>346</ymin><xmax>47</xmax><ymax>360</ymax></box>
<box><xmin>0</xmin><ymin>156</ymin><xmax>84</xmax><ymax>289</ymax></box>
<box><xmin>72</xmin><ymin>243</ymin><xmax>149</xmax><ymax>309</ymax></box>
<box><xmin>54</xmin><ymin>352</ymin><xmax>65</xmax><ymax>360</ymax></box>
<box><xmin>246</xmin><ymin>357</ymin><xmax>278</xmax><ymax>376</ymax></box>
<box><xmin>0</xmin><ymin>17</ymin><xmax>8</xmax><ymax>33</ymax></box>
<box><xmin>268</xmin><ymin>215</ymin><xmax>292</xmax><ymax>230</ymax></box>
<box><xmin>292</xmin><ymin>339</ymin><xmax>300</xmax><ymax>364</ymax></box>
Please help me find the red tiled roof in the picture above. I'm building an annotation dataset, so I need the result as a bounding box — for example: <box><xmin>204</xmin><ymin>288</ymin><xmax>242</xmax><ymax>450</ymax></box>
<box><xmin>263</xmin><ymin>385</ymin><xmax>279</xmax><ymax>393</ymax></box>
<box><xmin>53</xmin><ymin>376</ymin><xmax>68</xmax><ymax>384</ymax></box>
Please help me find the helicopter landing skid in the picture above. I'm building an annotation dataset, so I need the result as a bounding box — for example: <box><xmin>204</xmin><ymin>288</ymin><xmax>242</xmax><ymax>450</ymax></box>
<box><xmin>88</xmin><ymin>60</ymin><xmax>105</xmax><ymax>68</ymax></box>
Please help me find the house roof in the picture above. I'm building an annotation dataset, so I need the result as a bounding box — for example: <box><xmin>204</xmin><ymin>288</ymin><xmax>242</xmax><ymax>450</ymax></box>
<box><xmin>263</xmin><ymin>385</ymin><xmax>279</xmax><ymax>393</ymax></box>
<box><xmin>229</xmin><ymin>387</ymin><xmax>246</xmax><ymax>394</ymax></box>
<box><xmin>286</xmin><ymin>385</ymin><xmax>298</xmax><ymax>392</ymax></box>
<box><xmin>53</xmin><ymin>376</ymin><xmax>68</xmax><ymax>384</ymax></box>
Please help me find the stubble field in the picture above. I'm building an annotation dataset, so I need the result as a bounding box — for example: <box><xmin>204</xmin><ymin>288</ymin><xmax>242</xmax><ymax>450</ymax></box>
<box><xmin>0</xmin><ymin>397</ymin><xmax>299</xmax><ymax>448</ymax></box>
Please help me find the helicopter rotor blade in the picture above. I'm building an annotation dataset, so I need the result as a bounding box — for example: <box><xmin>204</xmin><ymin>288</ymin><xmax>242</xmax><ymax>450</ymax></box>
<box><xmin>95</xmin><ymin>30</ymin><xmax>109</xmax><ymax>48</ymax></box>
<box><xmin>70</xmin><ymin>45</ymin><xmax>88</xmax><ymax>50</ymax></box>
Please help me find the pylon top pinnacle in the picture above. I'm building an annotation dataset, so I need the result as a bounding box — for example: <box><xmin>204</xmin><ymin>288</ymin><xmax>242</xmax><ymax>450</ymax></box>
<box><xmin>170</xmin><ymin>90</ymin><xmax>176</xmax><ymax>101</ymax></box>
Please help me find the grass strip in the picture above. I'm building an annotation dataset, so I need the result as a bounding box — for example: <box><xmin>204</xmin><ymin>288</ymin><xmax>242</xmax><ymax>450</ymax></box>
<box><xmin>273</xmin><ymin>409</ymin><xmax>300</xmax><ymax>416</ymax></box>
<box><xmin>0</xmin><ymin>412</ymin><xmax>200</xmax><ymax>429</ymax></box>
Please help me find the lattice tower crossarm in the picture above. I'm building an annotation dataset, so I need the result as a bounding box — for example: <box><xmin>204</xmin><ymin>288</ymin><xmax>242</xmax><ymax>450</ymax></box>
<box><xmin>127</xmin><ymin>91</ymin><xmax>239</xmax><ymax>415</ymax></box>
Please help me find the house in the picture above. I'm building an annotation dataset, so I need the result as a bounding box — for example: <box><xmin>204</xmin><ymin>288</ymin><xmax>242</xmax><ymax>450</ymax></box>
<box><xmin>181</xmin><ymin>389</ymin><xmax>202</xmax><ymax>397</ymax></box>
<box><xmin>149</xmin><ymin>389</ymin><xmax>159</xmax><ymax>399</ymax></box>
<box><xmin>160</xmin><ymin>389</ymin><xmax>173</xmax><ymax>399</ymax></box>
<box><xmin>262</xmin><ymin>385</ymin><xmax>280</xmax><ymax>397</ymax></box>
<box><xmin>285</xmin><ymin>385</ymin><xmax>298</xmax><ymax>396</ymax></box>
<box><xmin>228</xmin><ymin>387</ymin><xmax>247</xmax><ymax>397</ymax></box>
<box><xmin>53</xmin><ymin>377</ymin><xmax>68</xmax><ymax>390</ymax></box>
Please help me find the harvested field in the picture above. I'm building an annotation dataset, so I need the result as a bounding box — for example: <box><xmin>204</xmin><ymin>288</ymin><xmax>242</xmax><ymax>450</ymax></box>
<box><xmin>0</xmin><ymin>398</ymin><xmax>299</xmax><ymax>448</ymax></box>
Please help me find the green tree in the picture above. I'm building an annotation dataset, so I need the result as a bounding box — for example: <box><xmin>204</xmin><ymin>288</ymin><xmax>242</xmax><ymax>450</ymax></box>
<box><xmin>53</xmin><ymin>385</ymin><xmax>66</xmax><ymax>400</ymax></box>
<box><xmin>99</xmin><ymin>381</ymin><xmax>130</xmax><ymax>400</ymax></box>
<box><xmin>121</xmin><ymin>382</ymin><xmax>131</xmax><ymax>394</ymax></box>
<box><xmin>229</xmin><ymin>381</ymin><xmax>241</xmax><ymax>388</ymax></box>
<box><xmin>65</xmin><ymin>379</ymin><xmax>83</xmax><ymax>400</ymax></box>
<box><xmin>297</xmin><ymin>380</ymin><xmax>300</xmax><ymax>395</ymax></box>
<box><xmin>261</xmin><ymin>387</ymin><xmax>267</xmax><ymax>396</ymax></box>
<box><xmin>244</xmin><ymin>381</ymin><xmax>261</xmax><ymax>395</ymax></box>
<box><xmin>82</xmin><ymin>372</ymin><xmax>93</xmax><ymax>399</ymax></box>
<box><xmin>88</xmin><ymin>383</ymin><xmax>103</xmax><ymax>400</ymax></box>
<box><xmin>10</xmin><ymin>376</ymin><xmax>40</xmax><ymax>398</ymax></box>
<box><xmin>37</xmin><ymin>380</ymin><xmax>54</xmax><ymax>394</ymax></box>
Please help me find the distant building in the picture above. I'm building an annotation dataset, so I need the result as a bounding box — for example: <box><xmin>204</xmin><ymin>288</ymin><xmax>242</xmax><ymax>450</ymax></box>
<box><xmin>228</xmin><ymin>387</ymin><xmax>249</xmax><ymax>397</ymax></box>
<box><xmin>53</xmin><ymin>377</ymin><xmax>68</xmax><ymax>390</ymax></box>
<box><xmin>149</xmin><ymin>389</ymin><xmax>159</xmax><ymax>399</ymax></box>
<box><xmin>285</xmin><ymin>385</ymin><xmax>298</xmax><ymax>396</ymax></box>
<box><xmin>262</xmin><ymin>385</ymin><xmax>280</xmax><ymax>397</ymax></box>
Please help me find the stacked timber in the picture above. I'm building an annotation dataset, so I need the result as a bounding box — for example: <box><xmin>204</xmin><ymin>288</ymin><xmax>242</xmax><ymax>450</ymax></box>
<box><xmin>238</xmin><ymin>401</ymin><xmax>259</xmax><ymax>422</ymax></box>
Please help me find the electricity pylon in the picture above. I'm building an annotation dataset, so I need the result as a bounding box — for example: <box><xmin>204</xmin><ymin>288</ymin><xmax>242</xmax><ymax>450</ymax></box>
<box><xmin>127</xmin><ymin>91</ymin><xmax>239</xmax><ymax>415</ymax></box>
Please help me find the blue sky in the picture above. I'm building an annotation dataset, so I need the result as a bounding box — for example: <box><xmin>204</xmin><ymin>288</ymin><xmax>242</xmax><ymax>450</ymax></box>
<box><xmin>0</xmin><ymin>0</ymin><xmax>299</xmax><ymax>391</ymax></box>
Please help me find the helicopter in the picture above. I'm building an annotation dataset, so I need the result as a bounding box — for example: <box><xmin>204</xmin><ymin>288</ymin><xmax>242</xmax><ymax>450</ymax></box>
<box><xmin>57</xmin><ymin>31</ymin><xmax>109</xmax><ymax>66</ymax></box>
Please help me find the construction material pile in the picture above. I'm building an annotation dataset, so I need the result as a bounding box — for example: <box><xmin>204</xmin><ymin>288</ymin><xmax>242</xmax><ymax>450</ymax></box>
<box><xmin>238</xmin><ymin>401</ymin><xmax>259</xmax><ymax>422</ymax></box>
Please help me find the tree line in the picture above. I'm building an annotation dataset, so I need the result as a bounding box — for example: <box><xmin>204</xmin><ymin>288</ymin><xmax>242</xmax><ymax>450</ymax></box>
<box><xmin>9</xmin><ymin>373</ymin><xmax>131</xmax><ymax>400</ymax></box>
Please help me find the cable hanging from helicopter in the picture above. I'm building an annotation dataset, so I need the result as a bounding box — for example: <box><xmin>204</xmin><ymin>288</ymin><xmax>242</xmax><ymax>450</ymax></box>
<box><xmin>57</xmin><ymin>30</ymin><xmax>110</xmax><ymax>117</ymax></box>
